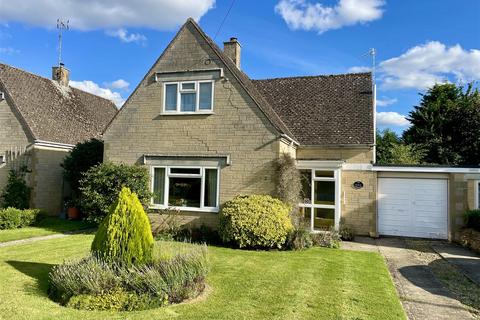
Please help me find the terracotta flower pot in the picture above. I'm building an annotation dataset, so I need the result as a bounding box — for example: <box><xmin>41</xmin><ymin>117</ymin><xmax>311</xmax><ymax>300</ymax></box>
<box><xmin>67</xmin><ymin>207</ymin><xmax>81</xmax><ymax>220</ymax></box>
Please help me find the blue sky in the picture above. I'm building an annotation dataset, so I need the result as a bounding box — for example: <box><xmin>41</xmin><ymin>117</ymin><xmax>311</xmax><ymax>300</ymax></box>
<box><xmin>1</xmin><ymin>0</ymin><xmax>479</xmax><ymax>134</ymax></box>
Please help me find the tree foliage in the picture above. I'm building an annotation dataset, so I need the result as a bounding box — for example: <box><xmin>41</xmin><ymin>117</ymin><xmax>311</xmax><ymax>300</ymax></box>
<box><xmin>275</xmin><ymin>153</ymin><xmax>302</xmax><ymax>226</ymax></box>
<box><xmin>376</xmin><ymin>129</ymin><xmax>424</xmax><ymax>165</ymax></box>
<box><xmin>91</xmin><ymin>187</ymin><xmax>154</xmax><ymax>266</ymax></box>
<box><xmin>79</xmin><ymin>162</ymin><xmax>151</xmax><ymax>224</ymax></box>
<box><xmin>403</xmin><ymin>83</ymin><xmax>480</xmax><ymax>165</ymax></box>
<box><xmin>0</xmin><ymin>167</ymin><xmax>31</xmax><ymax>209</ymax></box>
<box><xmin>62</xmin><ymin>139</ymin><xmax>104</xmax><ymax>199</ymax></box>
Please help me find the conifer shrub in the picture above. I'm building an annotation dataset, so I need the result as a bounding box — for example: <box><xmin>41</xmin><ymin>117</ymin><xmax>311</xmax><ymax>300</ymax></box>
<box><xmin>219</xmin><ymin>195</ymin><xmax>293</xmax><ymax>249</ymax></box>
<box><xmin>91</xmin><ymin>187</ymin><xmax>154</xmax><ymax>266</ymax></box>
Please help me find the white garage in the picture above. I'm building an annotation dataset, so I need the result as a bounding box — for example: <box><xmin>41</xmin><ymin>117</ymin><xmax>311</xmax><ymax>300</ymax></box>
<box><xmin>378</xmin><ymin>177</ymin><xmax>448</xmax><ymax>239</ymax></box>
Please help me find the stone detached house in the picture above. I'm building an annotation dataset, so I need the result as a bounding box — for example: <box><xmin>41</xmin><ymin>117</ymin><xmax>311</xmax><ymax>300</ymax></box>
<box><xmin>104</xmin><ymin>19</ymin><xmax>480</xmax><ymax>240</ymax></box>
<box><xmin>0</xmin><ymin>63</ymin><xmax>117</xmax><ymax>214</ymax></box>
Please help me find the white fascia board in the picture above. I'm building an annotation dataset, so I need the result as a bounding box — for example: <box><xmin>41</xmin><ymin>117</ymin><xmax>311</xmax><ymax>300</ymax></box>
<box><xmin>29</xmin><ymin>140</ymin><xmax>75</xmax><ymax>151</ymax></box>
<box><xmin>372</xmin><ymin>166</ymin><xmax>480</xmax><ymax>174</ymax></box>
<box><xmin>343</xmin><ymin>163</ymin><xmax>373</xmax><ymax>171</ymax></box>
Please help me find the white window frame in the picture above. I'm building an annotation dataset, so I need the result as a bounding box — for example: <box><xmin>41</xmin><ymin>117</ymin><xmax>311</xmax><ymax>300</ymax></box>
<box><xmin>0</xmin><ymin>154</ymin><xmax>5</xmax><ymax>167</ymax></box>
<box><xmin>150</xmin><ymin>165</ymin><xmax>220</xmax><ymax>212</ymax></box>
<box><xmin>475</xmin><ymin>180</ymin><xmax>480</xmax><ymax>209</ymax></box>
<box><xmin>298</xmin><ymin>168</ymin><xmax>341</xmax><ymax>232</ymax></box>
<box><xmin>162</xmin><ymin>80</ymin><xmax>214</xmax><ymax>115</ymax></box>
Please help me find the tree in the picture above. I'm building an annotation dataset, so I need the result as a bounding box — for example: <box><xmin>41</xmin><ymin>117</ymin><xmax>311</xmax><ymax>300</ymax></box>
<box><xmin>61</xmin><ymin>139</ymin><xmax>104</xmax><ymax>199</ymax></box>
<box><xmin>376</xmin><ymin>129</ymin><xmax>424</xmax><ymax>165</ymax></box>
<box><xmin>91</xmin><ymin>187</ymin><xmax>154</xmax><ymax>266</ymax></box>
<box><xmin>79</xmin><ymin>162</ymin><xmax>151</xmax><ymax>224</ymax></box>
<box><xmin>0</xmin><ymin>166</ymin><xmax>31</xmax><ymax>209</ymax></box>
<box><xmin>403</xmin><ymin>83</ymin><xmax>480</xmax><ymax>165</ymax></box>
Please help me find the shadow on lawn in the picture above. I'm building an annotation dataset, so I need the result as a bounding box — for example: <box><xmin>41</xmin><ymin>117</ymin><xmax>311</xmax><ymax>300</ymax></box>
<box><xmin>6</xmin><ymin>260</ymin><xmax>55</xmax><ymax>295</ymax></box>
<box><xmin>33</xmin><ymin>217</ymin><xmax>96</xmax><ymax>235</ymax></box>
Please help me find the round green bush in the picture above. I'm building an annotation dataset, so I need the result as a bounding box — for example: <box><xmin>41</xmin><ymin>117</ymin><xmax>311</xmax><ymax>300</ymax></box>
<box><xmin>0</xmin><ymin>208</ymin><xmax>40</xmax><ymax>229</ymax></box>
<box><xmin>91</xmin><ymin>187</ymin><xmax>154</xmax><ymax>265</ymax></box>
<box><xmin>219</xmin><ymin>195</ymin><xmax>293</xmax><ymax>249</ymax></box>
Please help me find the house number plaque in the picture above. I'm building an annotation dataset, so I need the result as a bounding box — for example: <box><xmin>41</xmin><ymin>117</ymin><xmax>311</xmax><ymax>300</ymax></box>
<box><xmin>353</xmin><ymin>181</ymin><xmax>364</xmax><ymax>189</ymax></box>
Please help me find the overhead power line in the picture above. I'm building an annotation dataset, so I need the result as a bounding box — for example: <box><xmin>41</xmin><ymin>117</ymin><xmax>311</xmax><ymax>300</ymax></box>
<box><xmin>213</xmin><ymin>0</ymin><xmax>236</xmax><ymax>40</ymax></box>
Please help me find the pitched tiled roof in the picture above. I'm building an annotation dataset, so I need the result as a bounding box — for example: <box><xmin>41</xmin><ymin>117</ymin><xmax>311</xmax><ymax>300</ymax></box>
<box><xmin>253</xmin><ymin>73</ymin><xmax>374</xmax><ymax>145</ymax></box>
<box><xmin>0</xmin><ymin>63</ymin><xmax>117</xmax><ymax>145</ymax></box>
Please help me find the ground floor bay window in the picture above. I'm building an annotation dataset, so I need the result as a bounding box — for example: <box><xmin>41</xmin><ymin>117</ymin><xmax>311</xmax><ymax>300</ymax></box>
<box><xmin>151</xmin><ymin>166</ymin><xmax>219</xmax><ymax>212</ymax></box>
<box><xmin>298</xmin><ymin>164</ymin><xmax>341</xmax><ymax>232</ymax></box>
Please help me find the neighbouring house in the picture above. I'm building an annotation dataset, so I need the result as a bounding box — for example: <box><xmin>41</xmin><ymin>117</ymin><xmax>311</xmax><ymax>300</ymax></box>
<box><xmin>104</xmin><ymin>18</ymin><xmax>480</xmax><ymax>240</ymax></box>
<box><xmin>0</xmin><ymin>63</ymin><xmax>117</xmax><ymax>215</ymax></box>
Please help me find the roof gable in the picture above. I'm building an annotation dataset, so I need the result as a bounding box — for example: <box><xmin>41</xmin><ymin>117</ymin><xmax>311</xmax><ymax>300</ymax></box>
<box><xmin>0</xmin><ymin>63</ymin><xmax>117</xmax><ymax>145</ymax></box>
<box><xmin>104</xmin><ymin>18</ymin><xmax>294</xmax><ymax>139</ymax></box>
<box><xmin>253</xmin><ymin>73</ymin><xmax>374</xmax><ymax>145</ymax></box>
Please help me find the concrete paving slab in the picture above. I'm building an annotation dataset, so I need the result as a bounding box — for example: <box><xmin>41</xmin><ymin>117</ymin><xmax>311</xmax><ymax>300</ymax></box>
<box><xmin>432</xmin><ymin>243</ymin><xmax>480</xmax><ymax>286</ymax></box>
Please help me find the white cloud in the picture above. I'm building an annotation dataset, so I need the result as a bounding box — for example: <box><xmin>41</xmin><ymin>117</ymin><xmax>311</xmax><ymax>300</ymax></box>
<box><xmin>376</xmin><ymin>97</ymin><xmax>397</xmax><ymax>107</ymax></box>
<box><xmin>70</xmin><ymin>80</ymin><xmax>124</xmax><ymax>107</ymax></box>
<box><xmin>376</xmin><ymin>112</ymin><xmax>409</xmax><ymax>127</ymax></box>
<box><xmin>379</xmin><ymin>41</ymin><xmax>480</xmax><ymax>89</ymax></box>
<box><xmin>347</xmin><ymin>66</ymin><xmax>371</xmax><ymax>73</ymax></box>
<box><xmin>104</xmin><ymin>79</ymin><xmax>130</xmax><ymax>90</ymax></box>
<box><xmin>0</xmin><ymin>46</ymin><xmax>18</xmax><ymax>54</ymax></box>
<box><xmin>0</xmin><ymin>0</ymin><xmax>215</xmax><ymax>30</ymax></box>
<box><xmin>275</xmin><ymin>0</ymin><xmax>384</xmax><ymax>33</ymax></box>
<box><xmin>106</xmin><ymin>28</ymin><xmax>146</xmax><ymax>44</ymax></box>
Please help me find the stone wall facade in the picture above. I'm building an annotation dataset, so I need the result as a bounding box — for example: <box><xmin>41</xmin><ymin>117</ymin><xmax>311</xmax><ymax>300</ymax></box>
<box><xmin>104</xmin><ymin>22</ymin><xmax>285</xmax><ymax>227</ymax></box>
<box><xmin>0</xmin><ymin>93</ymin><xmax>31</xmax><ymax>190</ymax></box>
<box><xmin>29</xmin><ymin>146</ymin><xmax>69</xmax><ymax>215</ymax></box>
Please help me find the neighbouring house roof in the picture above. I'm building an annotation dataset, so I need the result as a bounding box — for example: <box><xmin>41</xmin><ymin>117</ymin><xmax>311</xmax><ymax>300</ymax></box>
<box><xmin>253</xmin><ymin>73</ymin><xmax>375</xmax><ymax>145</ymax></box>
<box><xmin>0</xmin><ymin>63</ymin><xmax>117</xmax><ymax>145</ymax></box>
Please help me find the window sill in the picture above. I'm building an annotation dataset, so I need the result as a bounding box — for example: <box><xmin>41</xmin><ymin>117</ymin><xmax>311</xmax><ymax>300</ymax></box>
<box><xmin>160</xmin><ymin>111</ymin><xmax>214</xmax><ymax>116</ymax></box>
<box><xmin>149</xmin><ymin>205</ymin><xmax>219</xmax><ymax>213</ymax></box>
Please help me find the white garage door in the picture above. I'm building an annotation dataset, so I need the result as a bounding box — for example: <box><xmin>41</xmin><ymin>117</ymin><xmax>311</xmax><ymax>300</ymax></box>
<box><xmin>378</xmin><ymin>178</ymin><xmax>448</xmax><ymax>239</ymax></box>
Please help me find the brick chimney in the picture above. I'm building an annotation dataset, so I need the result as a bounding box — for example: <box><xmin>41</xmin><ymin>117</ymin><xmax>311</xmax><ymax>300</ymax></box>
<box><xmin>223</xmin><ymin>37</ymin><xmax>241</xmax><ymax>69</ymax></box>
<box><xmin>52</xmin><ymin>63</ymin><xmax>70</xmax><ymax>86</ymax></box>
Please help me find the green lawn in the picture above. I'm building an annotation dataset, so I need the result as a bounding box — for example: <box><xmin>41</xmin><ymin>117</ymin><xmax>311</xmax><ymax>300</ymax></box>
<box><xmin>0</xmin><ymin>235</ymin><xmax>405</xmax><ymax>320</ymax></box>
<box><xmin>0</xmin><ymin>217</ymin><xmax>93</xmax><ymax>243</ymax></box>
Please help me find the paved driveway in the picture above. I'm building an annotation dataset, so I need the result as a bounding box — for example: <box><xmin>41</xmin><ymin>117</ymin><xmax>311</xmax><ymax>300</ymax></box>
<box><xmin>342</xmin><ymin>237</ymin><xmax>479</xmax><ymax>320</ymax></box>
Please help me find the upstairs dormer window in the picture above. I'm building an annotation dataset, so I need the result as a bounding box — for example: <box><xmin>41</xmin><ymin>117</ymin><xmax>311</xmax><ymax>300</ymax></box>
<box><xmin>163</xmin><ymin>80</ymin><xmax>214</xmax><ymax>114</ymax></box>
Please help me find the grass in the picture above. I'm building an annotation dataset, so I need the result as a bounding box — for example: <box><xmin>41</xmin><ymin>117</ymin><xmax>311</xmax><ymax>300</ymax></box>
<box><xmin>0</xmin><ymin>234</ymin><xmax>405</xmax><ymax>320</ymax></box>
<box><xmin>0</xmin><ymin>217</ymin><xmax>93</xmax><ymax>243</ymax></box>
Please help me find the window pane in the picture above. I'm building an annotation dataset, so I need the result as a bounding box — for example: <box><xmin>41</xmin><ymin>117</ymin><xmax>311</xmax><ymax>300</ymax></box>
<box><xmin>181</xmin><ymin>82</ymin><xmax>195</xmax><ymax>90</ymax></box>
<box><xmin>315</xmin><ymin>170</ymin><xmax>334</xmax><ymax>178</ymax></box>
<box><xmin>204</xmin><ymin>169</ymin><xmax>218</xmax><ymax>207</ymax></box>
<box><xmin>168</xmin><ymin>177</ymin><xmax>201</xmax><ymax>207</ymax></box>
<box><xmin>180</xmin><ymin>92</ymin><xmax>196</xmax><ymax>112</ymax></box>
<box><xmin>313</xmin><ymin>208</ymin><xmax>335</xmax><ymax>231</ymax></box>
<box><xmin>314</xmin><ymin>180</ymin><xmax>335</xmax><ymax>205</ymax></box>
<box><xmin>199</xmin><ymin>82</ymin><xmax>213</xmax><ymax>110</ymax></box>
<box><xmin>300</xmin><ymin>170</ymin><xmax>312</xmax><ymax>204</ymax></box>
<box><xmin>170</xmin><ymin>168</ymin><xmax>201</xmax><ymax>175</ymax></box>
<box><xmin>302</xmin><ymin>207</ymin><xmax>312</xmax><ymax>231</ymax></box>
<box><xmin>153</xmin><ymin>168</ymin><xmax>165</xmax><ymax>204</ymax></box>
<box><xmin>165</xmin><ymin>84</ymin><xmax>177</xmax><ymax>111</ymax></box>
